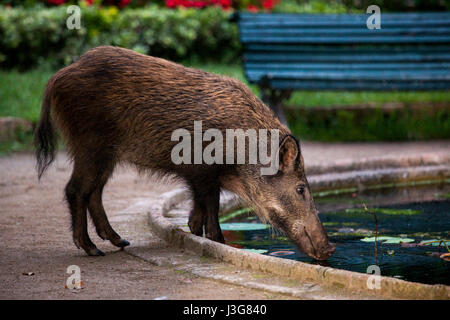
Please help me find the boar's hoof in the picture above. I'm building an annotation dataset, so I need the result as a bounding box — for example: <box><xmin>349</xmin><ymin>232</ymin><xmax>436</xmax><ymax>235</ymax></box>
<box><xmin>116</xmin><ymin>239</ymin><xmax>130</xmax><ymax>248</ymax></box>
<box><xmin>109</xmin><ymin>238</ymin><xmax>130</xmax><ymax>248</ymax></box>
<box><xmin>88</xmin><ymin>248</ymin><xmax>105</xmax><ymax>256</ymax></box>
<box><xmin>188</xmin><ymin>210</ymin><xmax>204</xmax><ymax>236</ymax></box>
<box><xmin>73</xmin><ymin>237</ymin><xmax>105</xmax><ymax>256</ymax></box>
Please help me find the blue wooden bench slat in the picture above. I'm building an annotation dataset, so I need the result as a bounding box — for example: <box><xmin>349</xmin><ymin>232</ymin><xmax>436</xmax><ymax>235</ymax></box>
<box><xmin>241</xmin><ymin>27</ymin><xmax>450</xmax><ymax>36</ymax></box>
<box><xmin>245</xmin><ymin>70</ymin><xmax>450</xmax><ymax>82</ymax></box>
<box><xmin>244</xmin><ymin>52</ymin><xmax>450</xmax><ymax>63</ymax></box>
<box><xmin>238</xmin><ymin>12</ymin><xmax>450</xmax><ymax>21</ymax></box>
<box><xmin>239</xmin><ymin>20</ymin><xmax>450</xmax><ymax>29</ymax></box>
<box><xmin>244</xmin><ymin>62</ymin><xmax>450</xmax><ymax>71</ymax></box>
<box><xmin>268</xmin><ymin>79</ymin><xmax>450</xmax><ymax>91</ymax></box>
<box><xmin>241</xmin><ymin>35</ymin><xmax>450</xmax><ymax>44</ymax></box>
<box><xmin>235</xmin><ymin>12</ymin><xmax>450</xmax><ymax>124</ymax></box>
<box><xmin>245</xmin><ymin>44</ymin><xmax>450</xmax><ymax>53</ymax></box>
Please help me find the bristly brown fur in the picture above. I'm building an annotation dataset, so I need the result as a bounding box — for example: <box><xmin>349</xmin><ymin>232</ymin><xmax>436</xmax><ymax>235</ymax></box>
<box><xmin>36</xmin><ymin>46</ymin><xmax>289</xmax><ymax>179</ymax></box>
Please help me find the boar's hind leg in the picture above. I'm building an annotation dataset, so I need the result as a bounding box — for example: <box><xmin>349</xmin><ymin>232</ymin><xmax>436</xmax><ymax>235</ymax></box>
<box><xmin>87</xmin><ymin>160</ymin><xmax>130</xmax><ymax>249</ymax></box>
<box><xmin>204</xmin><ymin>187</ymin><xmax>225</xmax><ymax>243</ymax></box>
<box><xmin>65</xmin><ymin>157</ymin><xmax>105</xmax><ymax>256</ymax></box>
<box><xmin>189</xmin><ymin>182</ymin><xmax>225</xmax><ymax>243</ymax></box>
<box><xmin>188</xmin><ymin>203</ymin><xmax>205</xmax><ymax>237</ymax></box>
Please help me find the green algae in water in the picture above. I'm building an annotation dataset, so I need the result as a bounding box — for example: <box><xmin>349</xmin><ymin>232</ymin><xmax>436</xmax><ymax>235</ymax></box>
<box><xmin>219</xmin><ymin>207</ymin><xmax>253</xmax><ymax>223</ymax></box>
<box><xmin>323</xmin><ymin>222</ymin><xmax>339</xmax><ymax>226</ymax></box>
<box><xmin>220</xmin><ymin>223</ymin><xmax>269</xmax><ymax>231</ymax></box>
<box><xmin>345</xmin><ymin>208</ymin><xmax>421</xmax><ymax>215</ymax></box>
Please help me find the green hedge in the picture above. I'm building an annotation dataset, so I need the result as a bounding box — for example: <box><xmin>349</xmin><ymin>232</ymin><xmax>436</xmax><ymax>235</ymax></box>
<box><xmin>341</xmin><ymin>0</ymin><xmax>449</xmax><ymax>12</ymax></box>
<box><xmin>0</xmin><ymin>5</ymin><xmax>240</xmax><ymax>69</ymax></box>
<box><xmin>273</xmin><ymin>0</ymin><xmax>357</xmax><ymax>14</ymax></box>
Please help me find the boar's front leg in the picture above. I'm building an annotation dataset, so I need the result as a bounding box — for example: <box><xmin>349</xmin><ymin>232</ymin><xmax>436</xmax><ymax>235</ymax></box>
<box><xmin>188</xmin><ymin>182</ymin><xmax>225</xmax><ymax>243</ymax></box>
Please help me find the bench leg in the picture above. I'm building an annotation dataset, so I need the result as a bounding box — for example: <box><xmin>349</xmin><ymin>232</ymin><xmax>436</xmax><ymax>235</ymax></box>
<box><xmin>260</xmin><ymin>87</ymin><xmax>291</xmax><ymax>127</ymax></box>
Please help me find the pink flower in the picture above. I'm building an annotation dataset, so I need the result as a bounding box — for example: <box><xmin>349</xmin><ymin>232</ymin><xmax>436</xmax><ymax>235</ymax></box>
<box><xmin>47</xmin><ymin>0</ymin><xmax>66</xmax><ymax>5</ymax></box>
<box><xmin>165</xmin><ymin>0</ymin><xmax>177</xmax><ymax>8</ymax></box>
<box><xmin>247</xmin><ymin>4</ymin><xmax>259</xmax><ymax>12</ymax></box>
<box><xmin>219</xmin><ymin>0</ymin><xmax>231</xmax><ymax>8</ymax></box>
<box><xmin>262</xmin><ymin>0</ymin><xmax>274</xmax><ymax>10</ymax></box>
<box><xmin>118</xmin><ymin>0</ymin><xmax>131</xmax><ymax>8</ymax></box>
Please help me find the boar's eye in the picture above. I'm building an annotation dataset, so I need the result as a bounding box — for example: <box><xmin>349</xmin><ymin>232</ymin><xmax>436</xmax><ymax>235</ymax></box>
<box><xmin>296</xmin><ymin>184</ymin><xmax>305</xmax><ymax>196</ymax></box>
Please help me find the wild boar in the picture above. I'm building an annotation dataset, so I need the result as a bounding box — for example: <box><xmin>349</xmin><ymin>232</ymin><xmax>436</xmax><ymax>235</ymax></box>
<box><xmin>35</xmin><ymin>46</ymin><xmax>334</xmax><ymax>260</ymax></box>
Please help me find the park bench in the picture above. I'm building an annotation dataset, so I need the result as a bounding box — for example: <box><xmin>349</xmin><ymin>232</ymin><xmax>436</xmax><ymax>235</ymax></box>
<box><xmin>233</xmin><ymin>12</ymin><xmax>450</xmax><ymax>124</ymax></box>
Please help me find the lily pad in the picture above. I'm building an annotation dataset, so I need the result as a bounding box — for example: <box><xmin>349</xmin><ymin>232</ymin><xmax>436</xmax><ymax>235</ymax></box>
<box><xmin>323</xmin><ymin>222</ymin><xmax>339</xmax><ymax>226</ymax></box>
<box><xmin>419</xmin><ymin>239</ymin><xmax>450</xmax><ymax>247</ymax></box>
<box><xmin>242</xmin><ymin>249</ymin><xmax>268</xmax><ymax>254</ymax></box>
<box><xmin>440</xmin><ymin>253</ymin><xmax>450</xmax><ymax>261</ymax></box>
<box><xmin>360</xmin><ymin>236</ymin><xmax>414</xmax><ymax>244</ymax></box>
<box><xmin>269</xmin><ymin>250</ymin><xmax>295</xmax><ymax>257</ymax></box>
<box><xmin>220</xmin><ymin>223</ymin><xmax>269</xmax><ymax>231</ymax></box>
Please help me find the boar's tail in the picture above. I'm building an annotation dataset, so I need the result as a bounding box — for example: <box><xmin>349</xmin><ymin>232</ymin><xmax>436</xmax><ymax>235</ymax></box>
<box><xmin>34</xmin><ymin>84</ymin><xmax>56</xmax><ymax>180</ymax></box>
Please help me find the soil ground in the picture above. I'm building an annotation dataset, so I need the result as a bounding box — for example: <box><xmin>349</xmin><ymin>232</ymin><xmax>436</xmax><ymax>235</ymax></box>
<box><xmin>1</xmin><ymin>140</ymin><xmax>449</xmax><ymax>299</ymax></box>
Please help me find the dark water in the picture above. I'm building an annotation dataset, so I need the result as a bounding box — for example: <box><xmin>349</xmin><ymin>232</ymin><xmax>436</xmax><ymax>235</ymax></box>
<box><xmin>221</xmin><ymin>186</ymin><xmax>450</xmax><ymax>285</ymax></box>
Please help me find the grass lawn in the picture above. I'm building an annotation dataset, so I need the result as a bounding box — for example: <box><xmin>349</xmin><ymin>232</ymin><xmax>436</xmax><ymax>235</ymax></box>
<box><xmin>0</xmin><ymin>68</ymin><xmax>54</xmax><ymax>122</ymax></box>
<box><xmin>1</xmin><ymin>62</ymin><xmax>449</xmax><ymax>124</ymax></box>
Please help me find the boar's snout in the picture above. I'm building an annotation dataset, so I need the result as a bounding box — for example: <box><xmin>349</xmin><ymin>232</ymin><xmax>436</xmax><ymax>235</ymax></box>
<box><xmin>286</xmin><ymin>211</ymin><xmax>335</xmax><ymax>261</ymax></box>
<box><xmin>293</xmin><ymin>229</ymin><xmax>335</xmax><ymax>261</ymax></box>
<box><xmin>314</xmin><ymin>243</ymin><xmax>335</xmax><ymax>261</ymax></box>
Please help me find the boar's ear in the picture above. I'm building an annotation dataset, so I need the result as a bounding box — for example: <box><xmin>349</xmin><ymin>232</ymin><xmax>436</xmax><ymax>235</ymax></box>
<box><xmin>278</xmin><ymin>135</ymin><xmax>299</xmax><ymax>173</ymax></box>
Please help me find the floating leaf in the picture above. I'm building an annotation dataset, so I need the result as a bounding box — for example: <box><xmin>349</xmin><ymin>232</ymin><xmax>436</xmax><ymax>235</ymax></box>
<box><xmin>242</xmin><ymin>249</ymin><xmax>268</xmax><ymax>254</ymax></box>
<box><xmin>360</xmin><ymin>236</ymin><xmax>414</xmax><ymax>244</ymax></box>
<box><xmin>346</xmin><ymin>208</ymin><xmax>421</xmax><ymax>215</ymax></box>
<box><xmin>220</xmin><ymin>223</ymin><xmax>269</xmax><ymax>231</ymax></box>
<box><xmin>323</xmin><ymin>222</ymin><xmax>339</xmax><ymax>226</ymax></box>
<box><xmin>440</xmin><ymin>253</ymin><xmax>450</xmax><ymax>261</ymax></box>
<box><xmin>419</xmin><ymin>239</ymin><xmax>450</xmax><ymax>247</ymax></box>
<box><xmin>269</xmin><ymin>250</ymin><xmax>295</xmax><ymax>256</ymax></box>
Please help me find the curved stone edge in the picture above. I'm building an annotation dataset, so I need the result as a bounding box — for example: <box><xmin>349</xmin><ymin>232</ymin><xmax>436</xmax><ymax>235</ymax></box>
<box><xmin>148</xmin><ymin>164</ymin><xmax>450</xmax><ymax>300</ymax></box>
<box><xmin>310</xmin><ymin>164</ymin><xmax>450</xmax><ymax>193</ymax></box>
<box><xmin>307</xmin><ymin>153</ymin><xmax>450</xmax><ymax>176</ymax></box>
